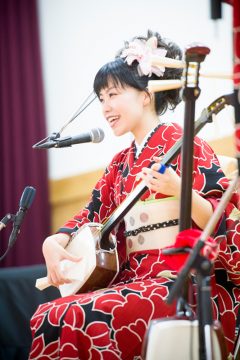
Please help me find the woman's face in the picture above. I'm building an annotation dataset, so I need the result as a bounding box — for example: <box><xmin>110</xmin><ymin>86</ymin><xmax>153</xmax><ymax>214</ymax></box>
<box><xmin>99</xmin><ymin>81</ymin><xmax>147</xmax><ymax>138</ymax></box>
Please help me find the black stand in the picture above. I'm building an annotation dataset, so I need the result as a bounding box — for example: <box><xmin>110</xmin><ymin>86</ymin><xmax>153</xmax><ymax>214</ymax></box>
<box><xmin>196</xmin><ymin>257</ymin><xmax>213</xmax><ymax>360</ymax></box>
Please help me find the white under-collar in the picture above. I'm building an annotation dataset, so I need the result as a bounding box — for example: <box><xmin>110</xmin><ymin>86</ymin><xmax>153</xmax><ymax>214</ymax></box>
<box><xmin>135</xmin><ymin>129</ymin><xmax>153</xmax><ymax>158</ymax></box>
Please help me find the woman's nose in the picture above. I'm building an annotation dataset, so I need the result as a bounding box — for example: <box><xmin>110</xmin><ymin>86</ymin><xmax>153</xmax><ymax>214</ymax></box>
<box><xmin>102</xmin><ymin>100</ymin><xmax>112</xmax><ymax>114</ymax></box>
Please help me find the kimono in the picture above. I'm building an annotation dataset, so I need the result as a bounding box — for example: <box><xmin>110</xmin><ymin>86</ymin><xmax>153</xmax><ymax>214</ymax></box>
<box><xmin>29</xmin><ymin>122</ymin><xmax>240</xmax><ymax>359</ymax></box>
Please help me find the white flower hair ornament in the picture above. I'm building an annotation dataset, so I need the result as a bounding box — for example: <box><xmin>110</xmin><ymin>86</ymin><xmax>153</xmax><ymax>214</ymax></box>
<box><xmin>121</xmin><ymin>36</ymin><xmax>167</xmax><ymax>77</ymax></box>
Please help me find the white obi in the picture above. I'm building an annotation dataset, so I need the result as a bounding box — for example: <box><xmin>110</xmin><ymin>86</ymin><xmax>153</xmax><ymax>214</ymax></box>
<box><xmin>124</xmin><ymin>197</ymin><xmax>180</xmax><ymax>254</ymax></box>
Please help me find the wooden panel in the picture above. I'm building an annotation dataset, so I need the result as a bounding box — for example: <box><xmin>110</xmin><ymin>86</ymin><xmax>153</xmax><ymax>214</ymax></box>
<box><xmin>49</xmin><ymin>169</ymin><xmax>104</xmax><ymax>232</ymax></box>
<box><xmin>208</xmin><ymin>135</ymin><xmax>235</xmax><ymax>157</ymax></box>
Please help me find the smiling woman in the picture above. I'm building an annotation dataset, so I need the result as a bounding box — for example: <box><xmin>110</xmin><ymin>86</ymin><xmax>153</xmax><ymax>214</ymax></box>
<box><xmin>29</xmin><ymin>30</ymin><xmax>240</xmax><ymax>359</ymax></box>
<box><xmin>98</xmin><ymin>83</ymin><xmax>149</xmax><ymax>139</ymax></box>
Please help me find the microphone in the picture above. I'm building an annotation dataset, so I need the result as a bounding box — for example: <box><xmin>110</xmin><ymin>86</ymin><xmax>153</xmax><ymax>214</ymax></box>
<box><xmin>33</xmin><ymin>128</ymin><xmax>105</xmax><ymax>149</ymax></box>
<box><xmin>8</xmin><ymin>186</ymin><xmax>36</xmax><ymax>247</ymax></box>
<box><xmin>210</xmin><ymin>0</ymin><xmax>222</xmax><ymax>20</ymax></box>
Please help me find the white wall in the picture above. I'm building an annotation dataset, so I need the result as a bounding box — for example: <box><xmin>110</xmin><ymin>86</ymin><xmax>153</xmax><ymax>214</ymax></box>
<box><xmin>37</xmin><ymin>0</ymin><xmax>234</xmax><ymax>180</ymax></box>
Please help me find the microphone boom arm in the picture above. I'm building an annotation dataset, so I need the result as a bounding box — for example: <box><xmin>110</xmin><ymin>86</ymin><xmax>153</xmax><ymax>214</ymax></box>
<box><xmin>33</xmin><ymin>92</ymin><xmax>97</xmax><ymax>148</ymax></box>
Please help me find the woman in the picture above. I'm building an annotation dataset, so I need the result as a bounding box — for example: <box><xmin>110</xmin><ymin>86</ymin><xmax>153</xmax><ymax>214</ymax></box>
<box><xmin>29</xmin><ymin>31</ymin><xmax>240</xmax><ymax>359</ymax></box>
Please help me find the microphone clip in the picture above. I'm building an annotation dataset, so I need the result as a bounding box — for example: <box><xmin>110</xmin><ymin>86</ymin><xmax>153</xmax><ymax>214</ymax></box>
<box><xmin>0</xmin><ymin>213</ymin><xmax>15</xmax><ymax>231</ymax></box>
<box><xmin>32</xmin><ymin>132</ymin><xmax>60</xmax><ymax>149</ymax></box>
<box><xmin>33</xmin><ymin>135</ymin><xmax>73</xmax><ymax>149</ymax></box>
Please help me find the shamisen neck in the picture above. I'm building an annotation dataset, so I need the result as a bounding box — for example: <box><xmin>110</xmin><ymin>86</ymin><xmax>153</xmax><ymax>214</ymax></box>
<box><xmin>99</xmin><ymin>181</ymin><xmax>148</xmax><ymax>249</ymax></box>
<box><xmin>99</xmin><ymin>130</ymin><xmax>184</xmax><ymax>250</ymax></box>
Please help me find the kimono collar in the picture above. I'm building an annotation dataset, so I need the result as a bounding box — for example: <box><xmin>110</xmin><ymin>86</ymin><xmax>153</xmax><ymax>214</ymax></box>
<box><xmin>134</xmin><ymin>123</ymin><xmax>163</xmax><ymax>160</ymax></box>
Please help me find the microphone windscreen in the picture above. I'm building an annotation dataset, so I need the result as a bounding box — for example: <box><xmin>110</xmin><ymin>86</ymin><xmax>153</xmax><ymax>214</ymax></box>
<box><xmin>91</xmin><ymin>128</ymin><xmax>105</xmax><ymax>143</ymax></box>
<box><xmin>19</xmin><ymin>186</ymin><xmax>36</xmax><ymax>209</ymax></box>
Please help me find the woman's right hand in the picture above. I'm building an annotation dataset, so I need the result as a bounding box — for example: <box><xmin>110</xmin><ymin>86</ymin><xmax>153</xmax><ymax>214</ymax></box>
<box><xmin>42</xmin><ymin>233</ymin><xmax>82</xmax><ymax>288</ymax></box>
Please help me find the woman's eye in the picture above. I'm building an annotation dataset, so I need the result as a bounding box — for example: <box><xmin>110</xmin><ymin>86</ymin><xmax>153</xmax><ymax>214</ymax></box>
<box><xmin>109</xmin><ymin>92</ymin><xmax>117</xmax><ymax>97</ymax></box>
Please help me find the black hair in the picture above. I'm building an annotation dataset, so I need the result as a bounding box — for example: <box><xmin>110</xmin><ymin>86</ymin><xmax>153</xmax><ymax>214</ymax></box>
<box><xmin>93</xmin><ymin>30</ymin><xmax>183</xmax><ymax>115</ymax></box>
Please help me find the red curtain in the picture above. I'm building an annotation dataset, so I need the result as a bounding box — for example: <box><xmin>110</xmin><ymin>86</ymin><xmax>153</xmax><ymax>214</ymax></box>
<box><xmin>232</xmin><ymin>0</ymin><xmax>240</xmax><ymax>89</ymax></box>
<box><xmin>0</xmin><ymin>0</ymin><xmax>50</xmax><ymax>266</ymax></box>
<box><xmin>229</xmin><ymin>0</ymin><xmax>240</xmax><ymax>168</ymax></box>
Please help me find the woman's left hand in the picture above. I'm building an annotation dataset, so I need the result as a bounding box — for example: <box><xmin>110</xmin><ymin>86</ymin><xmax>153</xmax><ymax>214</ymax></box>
<box><xmin>140</xmin><ymin>156</ymin><xmax>181</xmax><ymax>197</ymax></box>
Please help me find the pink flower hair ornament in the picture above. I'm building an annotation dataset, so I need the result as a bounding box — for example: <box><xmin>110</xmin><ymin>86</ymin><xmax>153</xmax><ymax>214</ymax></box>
<box><xmin>121</xmin><ymin>36</ymin><xmax>167</xmax><ymax>77</ymax></box>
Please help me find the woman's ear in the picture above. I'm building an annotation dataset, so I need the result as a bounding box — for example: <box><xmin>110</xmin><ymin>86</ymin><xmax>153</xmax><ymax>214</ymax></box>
<box><xmin>143</xmin><ymin>90</ymin><xmax>153</xmax><ymax>106</ymax></box>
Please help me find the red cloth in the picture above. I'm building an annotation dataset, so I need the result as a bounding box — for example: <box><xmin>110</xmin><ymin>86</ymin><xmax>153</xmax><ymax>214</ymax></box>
<box><xmin>162</xmin><ymin>229</ymin><xmax>218</xmax><ymax>272</ymax></box>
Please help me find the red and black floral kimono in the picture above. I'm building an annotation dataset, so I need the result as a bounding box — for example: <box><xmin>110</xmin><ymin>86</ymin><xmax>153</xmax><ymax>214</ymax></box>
<box><xmin>29</xmin><ymin>122</ymin><xmax>240</xmax><ymax>359</ymax></box>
